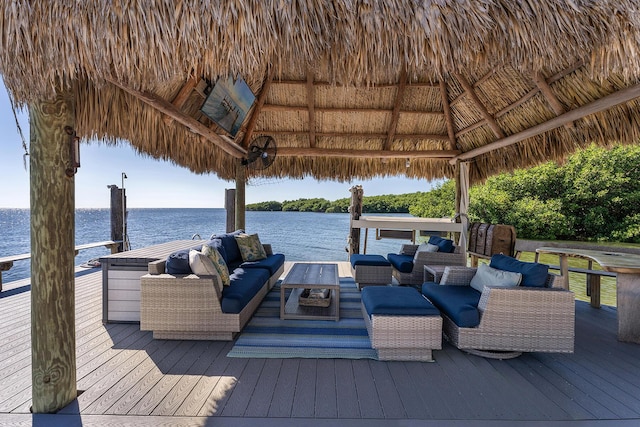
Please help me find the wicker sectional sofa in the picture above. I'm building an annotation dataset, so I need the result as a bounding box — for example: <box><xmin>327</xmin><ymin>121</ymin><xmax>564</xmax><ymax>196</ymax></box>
<box><xmin>140</xmin><ymin>232</ymin><xmax>284</xmax><ymax>341</ymax></box>
<box><xmin>422</xmin><ymin>258</ymin><xmax>575</xmax><ymax>357</ymax></box>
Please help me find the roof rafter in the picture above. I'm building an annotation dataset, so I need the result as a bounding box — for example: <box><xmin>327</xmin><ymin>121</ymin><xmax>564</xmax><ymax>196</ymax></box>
<box><xmin>163</xmin><ymin>75</ymin><xmax>200</xmax><ymax>126</ymax></box>
<box><xmin>307</xmin><ymin>70</ymin><xmax>316</xmax><ymax>147</ymax></box>
<box><xmin>106</xmin><ymin>78</ymin><xmax>247</xmax><ymax>158</ymax></box>
<box><xmin>240</xmin><ymin>67</ymin><xmax>275</xmax><ymax>149</ymax></box>
<box><xmin>532</xmin><ymin>71</ymin><xmax>573</xmax><ymax>129</ymax></box>
<box><xmin>440</xmin><ymin>80</ymin><xmax>457</xmax><ymax>150</ymax></box>
<box><xmin>384</xmin><ymin>68</ymin><xmax>407</xmax><ymax>150</ymax></box>
<box><xmin>451</xmin><ymin>83</ymin><xmax>640</xmax><ymax>163</ymax></box>
<box><xmin>455</xmin><ymin>73</ymin><xmax>505</xmax><ymax>139</ymax></box>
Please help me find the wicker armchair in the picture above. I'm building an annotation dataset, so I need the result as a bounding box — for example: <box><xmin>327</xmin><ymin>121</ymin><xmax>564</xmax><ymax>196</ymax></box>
<box><xmin>389</xmin><ymin>244</ymin><xmax>466</xmax><ymax>286</ymax></box>
<box><xmin>426</xmin><ymin>266</ymin><xmax>575</xmax><ymax>357</ymax></box>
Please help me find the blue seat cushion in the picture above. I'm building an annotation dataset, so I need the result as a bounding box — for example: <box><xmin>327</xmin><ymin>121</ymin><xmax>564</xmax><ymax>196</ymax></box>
<box><xmin>422</xmin><ymin>282</ymin><xmax>482</xmax><ymax>327</ymax></box>
<box><xmin>221</xmin><ymin>267</ymin><xmax>270</xmax><ymax>314</ymax></box>
<box><xmin>428</xmin><ymin>235</ymin><xmax>455</xmax><ymax>253</ymax></box>
<box><xmin>490</xmin><ymin>254</ymin><xmax>549</xmax><ymax>287</ymax></box>
<box><xmin>387</xmin><ymin>253</ymin><xmax>414</xmax><ymax>273</ymax></box>
<box><xmin>241</xmin><ymin>253</ymin><xmax>285</xmax><ymax>276</ymax></box>
<box><xmin>350</xmin><ymin>254</ymin><xmax>391</xmax><ymax>267</ymax></box>
<box><xmin>362</xmin><ymin>286</ymin><xmax>440</xmax><ymax>316</ymax></box>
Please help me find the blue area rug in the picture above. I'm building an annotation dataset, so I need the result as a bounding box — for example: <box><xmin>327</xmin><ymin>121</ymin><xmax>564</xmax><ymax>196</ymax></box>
<box><xmin>227</xmin><ymin>277</ymin><xmax>377</xmax><ymax>359</ymax></box>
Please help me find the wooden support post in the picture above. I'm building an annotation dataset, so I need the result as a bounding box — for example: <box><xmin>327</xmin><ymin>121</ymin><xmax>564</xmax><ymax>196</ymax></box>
<box><xmin>225</xmin><ymin>189</ymin><xmax>236</xmax><ymax>233</ymax></box>
<box><xmin>109</xmin><ymin>185</ymin><xmax>125</xmax><ymax>252</ymax></box>
<box><xmin>29</xmin><ymin>90</ymin><xmax>77</xmax><ymax>413</ymax></box>
<box><xmin>235</xmin><ymin>164</ymin><xmax>246</xmax><ymax>231</ymax></box>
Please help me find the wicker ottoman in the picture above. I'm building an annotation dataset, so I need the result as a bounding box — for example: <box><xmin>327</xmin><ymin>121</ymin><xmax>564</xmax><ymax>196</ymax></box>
<box><xmin>361</xmin><ymin>286</ymin><xmax>442</xmax><ymax>362</ymax></box>
<box><xmin>350</xmin><ymin>254</ymin><xmax>393</xmax><ymax>290</ymax></box>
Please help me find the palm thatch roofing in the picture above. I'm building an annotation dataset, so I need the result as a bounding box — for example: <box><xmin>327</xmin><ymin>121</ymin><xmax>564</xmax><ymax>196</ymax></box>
<box><xmin>2</xmin><ymin>1</ymin><xmax>640</xmax><ymax>184</ymax></box>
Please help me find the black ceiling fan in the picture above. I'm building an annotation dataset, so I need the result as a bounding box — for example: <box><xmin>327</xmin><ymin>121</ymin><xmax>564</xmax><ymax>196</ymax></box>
<box><xmin>242</xmin><ymin>135</ymin><xmax>277</xmax><ymax>170</ymax></box>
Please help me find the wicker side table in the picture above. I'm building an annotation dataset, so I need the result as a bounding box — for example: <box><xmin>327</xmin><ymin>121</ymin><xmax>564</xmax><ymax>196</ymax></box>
<box><xmin>423</xmin><ymin>265</ymin><xmax>447</xmax><ymax>284</ymax></box>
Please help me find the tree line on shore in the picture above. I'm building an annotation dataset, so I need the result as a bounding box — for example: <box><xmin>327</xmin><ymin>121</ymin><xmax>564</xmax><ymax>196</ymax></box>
<box><xmin>247</xmin><ymin>144</ymin><xmax>640</xmax><ymax>243</ymax></box>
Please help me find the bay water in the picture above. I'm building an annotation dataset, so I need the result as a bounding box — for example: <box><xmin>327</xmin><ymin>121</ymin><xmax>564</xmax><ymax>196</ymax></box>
<box><xmin>0</xmin><ymin>208</ymin><xmax>410</xmax><ymax>283</ymax></box>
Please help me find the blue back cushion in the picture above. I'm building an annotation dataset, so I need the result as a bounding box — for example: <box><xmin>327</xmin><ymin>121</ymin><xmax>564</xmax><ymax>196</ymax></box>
<box><xmin>166</xmin><ymin>249</ymin><xmax>192</xmax><ymax>274</ymax></box>
<box><xmin>422</xmin><ymin>282</ymin><xmax>481</xmax><ymax>327</ymax></box>
<box><xmin>213</xmin><ymin>230</ymin><xmax>244</xmax><ymax>264</ymax></box>
<box><xmin>489</xmin><ymin>254</ymin><xmax>549</xmax><ymax>287</ymax></box>
<box><xmin>387</xmin><ymin>253</ymin><xmax>414</xmax><ymax>273</ymax></box>
<box><xmin>428</xmin><ymin>235</ymin><xmax>455</xmax><ymax>253</ymax></box>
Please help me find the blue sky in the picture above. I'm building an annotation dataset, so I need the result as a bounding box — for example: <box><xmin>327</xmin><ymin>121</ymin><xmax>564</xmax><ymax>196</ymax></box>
<box><xmin>0</xmin><ymin>83</ymin><xmax>438</xmax><ymax>209</ymax></box>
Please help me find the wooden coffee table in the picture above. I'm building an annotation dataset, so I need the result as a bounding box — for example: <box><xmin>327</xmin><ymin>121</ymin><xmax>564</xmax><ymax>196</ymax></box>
<box><xmin>280</xmin><ymin>263</ymin><xmax>340</xmax><ymax>321</ymax></box>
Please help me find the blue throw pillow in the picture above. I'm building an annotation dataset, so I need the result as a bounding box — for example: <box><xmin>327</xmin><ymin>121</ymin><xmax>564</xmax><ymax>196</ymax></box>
<box><xmin>166</xmin><ymin>249</ymin><xmax>192</xmax><ymax>274</ymax></box>
<box><xmin>489</xmin><ymin>254</ymin><xmax>549</xmax><ymax>287</ymax></box>
<box><xmin>428</xmin><ymin>235</ymin><xmax>454</xmax><ymax>253</ymax></box>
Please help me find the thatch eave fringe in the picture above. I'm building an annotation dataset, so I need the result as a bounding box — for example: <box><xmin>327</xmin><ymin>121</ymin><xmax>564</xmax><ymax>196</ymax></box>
<box><xmin>3</xmin><ymin>1</ymin><xmax>640</xmax><ymax>182</ymax></box>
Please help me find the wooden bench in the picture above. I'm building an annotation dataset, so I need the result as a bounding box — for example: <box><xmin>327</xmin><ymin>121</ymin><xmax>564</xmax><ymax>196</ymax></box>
<box><xmin>516</xmin><ymin>239</ymin><xmax>640</xmax><ymax>309</ymax></box>
<box><xmin>0</xmin><ymin>240</ymin><xmax>121</xmax><ymax>291</ymax></box>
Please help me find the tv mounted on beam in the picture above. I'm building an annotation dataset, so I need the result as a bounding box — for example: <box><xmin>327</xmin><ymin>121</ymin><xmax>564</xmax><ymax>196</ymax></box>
<box><xmin>200</xmin><ymin>76</ymin><xmax>255</xmax><ymax>138</ymax></box>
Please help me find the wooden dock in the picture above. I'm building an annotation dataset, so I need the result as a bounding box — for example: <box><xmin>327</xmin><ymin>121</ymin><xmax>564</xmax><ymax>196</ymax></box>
<box><xmin>1</xmin><ymin>262</ymin><xmax>640</xmax><ymax>426</ymax></box>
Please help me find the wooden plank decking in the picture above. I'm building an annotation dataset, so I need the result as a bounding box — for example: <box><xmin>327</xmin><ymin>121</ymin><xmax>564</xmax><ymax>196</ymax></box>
<box><xmin>1</xmin><ymin>262</ymin><xmax>640</xmax><ymax>426</ymax></box>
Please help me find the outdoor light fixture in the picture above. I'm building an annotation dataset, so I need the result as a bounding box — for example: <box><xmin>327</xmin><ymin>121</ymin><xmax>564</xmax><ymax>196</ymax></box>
<box><xmin>406</xmin><ymin>158</ymin><xmax>411</xmax><ymax>168</ymax></box>
<box><xmin>64</xmin><ymin>126</ymin><xmax>80</xmax><ymax>177</ymax></box>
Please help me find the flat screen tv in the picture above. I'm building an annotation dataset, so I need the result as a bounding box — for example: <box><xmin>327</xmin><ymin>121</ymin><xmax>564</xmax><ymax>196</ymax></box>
<box><xmin>200</xmin><ymin>76</ymin><xmax>255</xmax><ymax>138</ymax></box>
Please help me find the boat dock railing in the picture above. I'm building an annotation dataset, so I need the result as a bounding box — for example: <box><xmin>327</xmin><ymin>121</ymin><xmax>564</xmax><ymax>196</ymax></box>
<box><xmin>0</xmin><ymin>240</ymin><xmax>122</xmax><ymax>291</ymax></box>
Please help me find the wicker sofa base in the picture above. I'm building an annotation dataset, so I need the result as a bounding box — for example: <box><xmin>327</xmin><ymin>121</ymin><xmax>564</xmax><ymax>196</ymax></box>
<box><xmin>361</xmin><ymin>305</ymin><xmax>442</xmax><ymax>362</ymax></box>
<box><xmin>140</xmin><ymin>263</ymin><xmax>283</xmax><ymax>341</ymax></box>
<box><xmin>351</xmin><ymin>264</ymin><xmax>392</xmax><ymax>290</ymax></box>
<box><xmin>441</xmin><ymin>311</ymin><xmax>575</xmax><ymax>355</ymax></box>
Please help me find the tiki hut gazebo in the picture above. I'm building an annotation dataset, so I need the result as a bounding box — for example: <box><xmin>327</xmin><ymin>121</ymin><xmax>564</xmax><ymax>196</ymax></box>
<box><xmin>2</xmin><ymin>1</ymin><xmax>640</xmax><ymax>413</ymax></box>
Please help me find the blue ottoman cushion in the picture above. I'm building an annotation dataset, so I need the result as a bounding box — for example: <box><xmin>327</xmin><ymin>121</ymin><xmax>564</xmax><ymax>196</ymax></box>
<box><xmin>350</xmin><ymin>254</ymin><xmax>391</xmax><ymax>268</ymax></box>
<box><xmin>422</xmin><ymin>282</ymin><xmax>482</xmax><ymax>328</ymax></box>
<box><xmin>387</xmin><ymin>253</ymin><xmax>414</xmax><ymax>273</ymax></box>
<box><xmin>362</xmin><ymin>286</ymin><xmax>440</xmax><ymax>316</ymax></box>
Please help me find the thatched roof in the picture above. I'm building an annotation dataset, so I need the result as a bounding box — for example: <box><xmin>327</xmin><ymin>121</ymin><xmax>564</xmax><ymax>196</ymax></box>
<box><xmin>2</xmin><ymin>1</ymin><xmax>640</xmax><ymax>184</ymax></box>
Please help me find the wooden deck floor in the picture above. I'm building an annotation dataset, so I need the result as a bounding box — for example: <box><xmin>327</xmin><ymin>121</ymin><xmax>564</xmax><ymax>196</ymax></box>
<box><xmin>1</xmin><ymin>262</ymin><xmax>640</xmax><ymax>426</ymax></box>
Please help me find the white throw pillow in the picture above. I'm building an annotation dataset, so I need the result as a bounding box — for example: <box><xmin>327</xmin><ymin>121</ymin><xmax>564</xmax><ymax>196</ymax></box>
<box><xmin>413</xmin><ymin>242</ymin><xmax>439</xmax><ymax>262</ymax></box>
<box><xmin>470</xmin><ymin>263</ymin><xmax>522</xmax><ymax>293</ymax></box>
<box><xmin>189</xmin><ymin>250</ymin><xmax>223</xmax><ymax>298</ymax></box>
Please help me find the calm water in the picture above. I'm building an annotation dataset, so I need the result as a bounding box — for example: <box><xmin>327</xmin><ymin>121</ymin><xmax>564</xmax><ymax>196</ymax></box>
<box><xmin>0</xmin><ymin>208</ymin><xmax>409</xmax><ymax>283</ymax></box>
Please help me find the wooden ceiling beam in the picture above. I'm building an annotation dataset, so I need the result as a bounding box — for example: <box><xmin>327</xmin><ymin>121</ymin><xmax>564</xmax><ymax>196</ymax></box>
<box><xmin>278</xmin><ymin>147</ymin><xmax>459</xmax><ymax>159</ymax></box>
<box><xmin>163</xmin><ymin>75</ymin><xmax>200</xmax><ymax>126</ymax></box>
<box><xmin>440</xmin><ymin>80</ymin><xmax>457</xmax><ymax>151</ymax></box>
<box><xmin>107</xmin><ymin>78</ymin><xmax>247</xmax><ymax>158</ymax></box>
<box><xmin>261</xmin><ymin>104</ymin><xmax>443</xmax><ymax>115</ymax></box>
<box><xmin>273</xmin><ymin>79</ymin><xmax>438</xmax><ymax>88</ymax></box>
<box><xmin>307</xmin><ymin>70</ymin><xmax>316</xmax><ymax>147</ymax></box>
<box><xmin>451</xmin><ymin>83</ymin><xmax>640</xmax><ymax>164</ymax></box>
<box><xmin>240</xmin><ymin>67</ymin><xmax>275</xmax><ymax>149</ymax></box>
<box><xmin>264</xmin><ymin>130</ymin><xmax>449</xmax><ymax>141</ymax></box>
<box><xmin>532</xmin><ymin>71</ymin><xmax>573</xmax><ymax>129</ymax></box>
<box><xmin>455</xmin><ymin>73</ymin><xmax>505</xmax><ymax>139</ymax></box>
<box><xmin>385</xmin><ymin>68</ymin><xmax>407</xmax><ymax>150</ymax></box>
